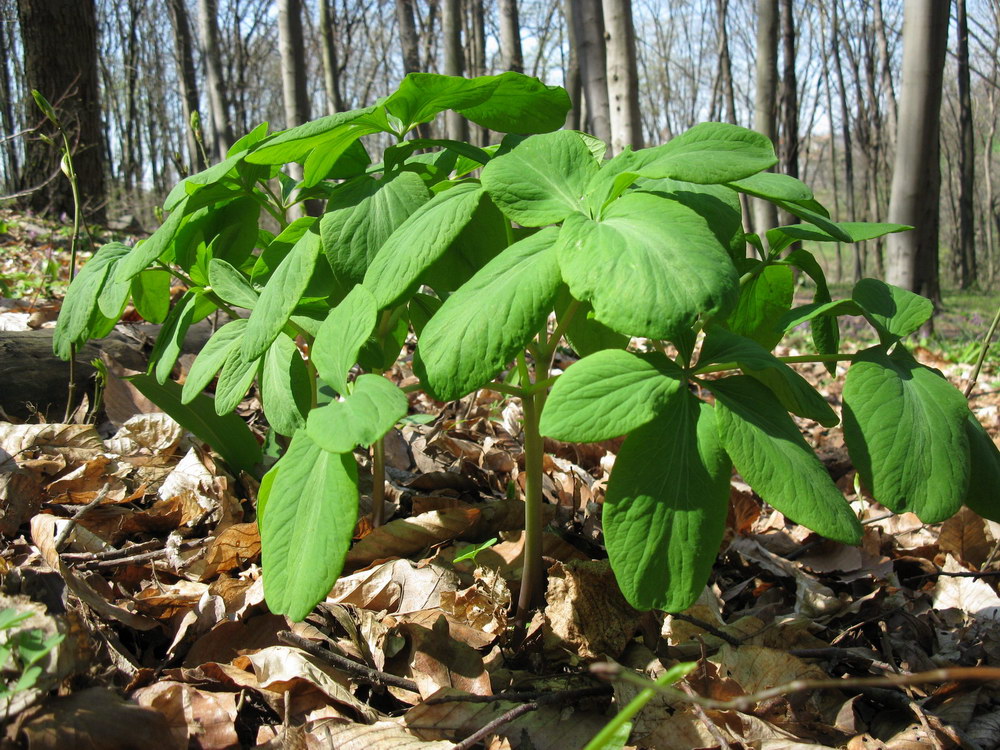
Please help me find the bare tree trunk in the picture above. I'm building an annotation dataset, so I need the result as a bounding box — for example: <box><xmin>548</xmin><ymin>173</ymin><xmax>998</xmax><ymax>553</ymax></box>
<box><xmin>752</xmin><ymin>0</ymin><xmax>779</xmax><ymax>236</ymax></box>
<box><xmin>198</xmin><ymin>0</ymin><xmax>233</xmax><ymax>161</ymax></box>
<box><xmin>396</xmin><ymin>0</ymin><xmax>422</xmax><ymax>74</ymax></box>
<box><xmin>15</xmin><ymin>0</ymin><xmax>105</xmax><ymax>221</ymax></box>
<box><xmin>715</xmin><ymin>0</ymin><xmax>737</xmax><ymax>126</ymax></box>
<box><xmin>872</xmin><ymin>0</ymin><xmax>898</xmax><ymax>145</ymax></box>
<box><xmin>278</xmin><ymin>0</ymin><xmax>313</xmax><ymax>218</ymax></box>
<box><xmin>167</xmin><ymin>0</ymin><xmax>203</xmax><ymax>173</ymax></box>
<box><xmin>499</xmin><ymin>0</ymin><xmax>524</xmax><ymax>73</ymax></box>
<box><xmin>442</xmin><ymin>0</ymin><xmax>467</xmax><ymax>141</ymax></box>
<box><xmin>604</xmin><ymin>0</ymin><xmax>643</xmax><ymax>154</ymax></box>
<box><xmin>563</xmin><ymin>0</ymin><xmax>583</xmax><ymax>130</ymax></box>
<box><xmin>777</xmin><ymin>0</ymin><xmax>798</xmax><ymax>239</ymax></box>
<box><xmin>829</xmin><ymin>0</ymin><xmax>860</xmax><ymax>280</ymax></box>
<box><xmin>318</xmin><ymin>0</ymin><xmax>345</xmax><ymax>115</ymax></box>
<box><xmin>571</xmin><ymin>0</ymin><xmax>611</xmax><ymax>145</ymax></box>
<box><xmin>0</xmin><ymin>12</ymin><xmax>21</xmax><ymax>192</ymax></box>
<box><xmin>886</xmin><ymin>0</ymin><xmax>949</xmax><ymax>310</ymax></box>
<box><xmin>956</xmin><ymin>0</ymin><xmax>976</xmax><ymax>288</ymax></box>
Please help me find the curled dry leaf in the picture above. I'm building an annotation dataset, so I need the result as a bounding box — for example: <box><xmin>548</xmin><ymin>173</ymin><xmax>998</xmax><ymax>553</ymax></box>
<box><xmin>131</xmin><ymin>680</ymin><xmax>239</xmax><ymax>750</ymax></box>
<box><xmin>934</xmin><ymin>554</ymin><xmax>1000</xmax><ymax>620</ymax></box>
<box><xmin>387</xmin><ymin>614</ymin><xmax>491</xmax><ymax>699</ymax></box>
<box><xmin>104</xmin><ymin>413</ymin><xmax>184</xmax><ymax>458</ymax></box>
<box><xmin>938</xmin><ymin>507</ymin><xmax>993</xmax><ymax>569</ymax></box>
<box><xmin>345</xmin><ymin>507</ymin><xmax>482</xmax><ymax>570</ymax></box>
<box><xmin>330</xmin><ymin>558</ymin><xmax>460</xmax><ymax>614</ymax></box>
<box><xmin>304</xmin><ymin>718</ymin><xmax>454</xmax><ymax>749</ymax></box>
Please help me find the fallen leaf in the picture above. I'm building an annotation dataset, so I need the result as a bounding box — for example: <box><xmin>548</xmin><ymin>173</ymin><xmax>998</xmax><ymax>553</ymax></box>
<box><xmin>131</xmin><ymin>680</ymin><xmax>239</xmax><ymax>750</ymax></box>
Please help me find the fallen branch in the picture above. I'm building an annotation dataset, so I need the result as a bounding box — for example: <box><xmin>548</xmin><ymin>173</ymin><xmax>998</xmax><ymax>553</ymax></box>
<box><xmin>276</xmin><ymin>630</ymin><xmax>419</xmax><ymax>693</ymax></box>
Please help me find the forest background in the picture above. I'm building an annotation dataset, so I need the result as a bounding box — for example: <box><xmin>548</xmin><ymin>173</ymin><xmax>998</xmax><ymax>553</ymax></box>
<box><xmin>2</xmin><ymin>0</ymin><xmax>1000</xmax><ymax>302</ymax></box>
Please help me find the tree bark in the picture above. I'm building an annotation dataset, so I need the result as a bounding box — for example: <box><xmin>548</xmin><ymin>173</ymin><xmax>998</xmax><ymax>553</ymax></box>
<box><xmin>562</xmin><ymin>0</ymin><xmax>583</xmax><ymax>130</ymax></box>
<box><xmin>15</xmin><ymin>0</ymin><xmax>105</xmax><ymax>221</ymax></box>
<box><xmin>318</xmin><ymin>0</ymin><xmax>345</xmax><ymax>115</ymax></box>
<box><xmin>886</xmin><ymin>0</ymin><xmax>949</xmax><ymax>308</ymax></box>
<box><xmin>499</xmin><ymin>0</ymin><xmax>524</xmax><ymax>73</ymax></box>
<box><xmin>442</xmin><ymin>0</ymin><xmax>467</xmax><ymax>141</ymax></box>
<box><xmin>396</xmin><ymin>0</ymin><xmax>422</xmax><ymax>75</ymax></box>
<box><xmin>571</xmin><ymin>0</ymin><xmax>611</xmax><ymax>146</ymax></box>
<box><xmin>956</xmin><ymin>0</ymin><xmax>976</xmax><ymax>288</ymax></box>
<box><xmin>198</xmin><ymin>0</ymin><xmax>234</xmax><ymax>161</ymax></box>
<box><xmin>752</xmin><ymin>0</ymin><xmax>779</xmax><ymax>236</ymax></box>
<box><xmin>603</xmin><ymin>0</ymin><xmax>643</xmax><ymax>154</ymax></box>
<box><xmin>829</xmin><ymin>0</ymin><xmax>860</xmax><ymax>280</ymax></box>
<box><xmin>715</xmin><ymin>0</ymin><xmax>737</xmax><ymax>126</ymax></box>
<box><xmin>0</xmin><ymin>12</ymin><xmax>21</xmax><ymax>192</ymax></box>
<box><xmin>167</xmin><ymin>0</ymin><xmax>204</xmax><ymax>173</ymax></box>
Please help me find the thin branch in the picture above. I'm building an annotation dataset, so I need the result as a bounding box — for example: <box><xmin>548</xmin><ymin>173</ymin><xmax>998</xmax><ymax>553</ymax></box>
<box><xmin>53</xmin><ymin>483</ymin><xmax>111</xmax><ymax>551</ymax></box>
<box><xmin>276</xmin><ymin>630</ymin><xmax>419</xmax><ymax>693</ymax></box>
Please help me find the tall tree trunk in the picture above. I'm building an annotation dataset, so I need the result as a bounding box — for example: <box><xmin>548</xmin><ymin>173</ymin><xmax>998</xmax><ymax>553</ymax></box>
<box><xmin>0</xmin><ymin>12</ymin><xmax>21</xmax><ymax>192</ymax></box>
<box><xmin>603</xmin><ymin>0</ymin><xmax>643</xmax><ymax>154</ymax></box>
<box><xmin>572</xmin><ymin>0</ymin><xmax>611</xmax><ymax>145</ymax></box>
<box><xmin>16</xmin><ymin>0</ymin><xmax>105</xmax><ymax>221</ymax></box>
<box><xmin>872</xmin><ymin>0</ymin><xmax>898</xmax><ymax>145</ymax></box>
<box><xmin>318</xmin><ymin>0</ymin><xmax>345</xmax><ymax>115</ymax></box>
<box><xmin>167</xmin><ymin>0</ymin><xmax>203</xmax><ymax>173</ymax></box>
<box><xmin>777</xmin><ymin>0</ymin><xmax>798</xmax><ymax>237</ymax></box>
<box><xmin>278</xmin><ymin>0</ymin><xmax>312</xmax><ymax>218</ymax></box>
<box><xmin>562</xmin><ymin>0</ymin><xmax>583</xmax><ymax>130</ymax></box>
<box><xmin>752</xmin><ymin>0</ymin><xmax>779</xmax><ymax>237</ymax></box>
<box><xmin>396</xmin><ymin>0</ymin><xmax>422</xmax><ymax>75</ymax></box>
<box><xmin>499</xmin><ymin>0</ymin><xmax>524</xmax><ymax>73</ymax></box>
<box><xmin>198</xmin><ymin>0</ymin><xmax>233</xmax><ymax>161</ymax></box>
<box><xmin>442</xmin><ymin>0</ymin><xmax>467</xmax><ymax>141</ymax></box>
<box><xmin>956</xmin><ymin>0</ymin><xmax>976</xmax><ymax>288</ymax></box>
<box><xmin>715</xmin><ymin>0</ymin><xmax>737</xmax><ymax>126</ymax></box>
<box><xmin>886</xmin><ymin>0</ymin><xmax>949</xmax><ymax>310</ymax></box>
<box><xmin>829</xmin><ymin>0</ymin><xmax>860</xmax><ymax>280</ymax></box>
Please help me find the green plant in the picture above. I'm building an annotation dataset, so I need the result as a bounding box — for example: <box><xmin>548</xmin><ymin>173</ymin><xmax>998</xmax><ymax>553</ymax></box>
<box><xmin>0</xmin><ymin>607</ymin><xmax>64</xmax><ymax>705</ymax></box>
<box><xmin>54</xmin><ymin>73</ymin><xmax>1000</xmax><ymax>625</ymax></box>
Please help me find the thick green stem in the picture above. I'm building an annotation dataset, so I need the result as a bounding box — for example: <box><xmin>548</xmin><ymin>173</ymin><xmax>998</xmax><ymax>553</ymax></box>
<box><xmin>516</xmin><ymin>384</ymin><xmax>546</xmax><ymax>621</ymax></box>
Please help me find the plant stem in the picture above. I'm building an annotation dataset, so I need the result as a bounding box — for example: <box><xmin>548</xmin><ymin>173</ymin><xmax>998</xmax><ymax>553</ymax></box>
<box><xmin>60</xmin><ymin>133</ymin><xmax>82</xmax><ymax>423</ymax></box>
<box><xmin>516</xmin><ymin>383</ymin><xmax>545</xmax><ymax>621</ymax></box>
<box><xmin>964</xmin><ymin>299</ymin><xmax>1000</xmax><ymax>398</ymax></box>
<box><xmin>692</xmin><ymin>352</ymin><xmax>859</xmax><ymax>376</ymax></box>
<box><xmin>371</xmin><ymin>435</ymin><xmax>386</xmax><ymax>527</ymax></box>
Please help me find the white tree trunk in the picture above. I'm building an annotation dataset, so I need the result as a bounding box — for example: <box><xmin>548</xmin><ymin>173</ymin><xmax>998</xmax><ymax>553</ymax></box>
<box><xmin>752</xmin><ymin>0</ymin><xmax>779</xmax><ymax>236</ymax></box>
<box><xmin>499</xmin><ymin>0</ymin><xmax>524</xmax><ymax>73</ymax></box>
<box><xmin>197</xmin><ymin>0</ymin><xmax>233</xmax><ymax>161</ymax></box>
<box><xmin>603</xmin><ymin>0</ymin><xmax>642</xmax><ymax>154</ymax></box>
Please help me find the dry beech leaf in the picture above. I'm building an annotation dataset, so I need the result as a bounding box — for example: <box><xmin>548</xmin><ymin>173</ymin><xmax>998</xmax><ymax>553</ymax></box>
<box><xmin>0</xmin><ymin>467</ymin><xmax>45</xmax><ymax>535</ymax></box>
<box><xmin>133</xmin><ymin>580</ymin><xmax>209</xmax><ymax>620</ymax></box>
<box><xmin>938</xmin><ymin>507</ymin><xmax>992</xmax><ymax>569</ymax></box>
<box><xmin>29</xmin><ymin>514</ymin><xmax>158</xmax><ymax>631</ymax></box>
<box><xmin>439</xmin><ymin>567</ymin><xmax>509</xmax><ymax>637</ymax></box>
<box><xmin>391</xmin><ymin>609</ymin><xmax>497</xmax><ymax>651</ymax></box>
<box><xmin>17</xmin><ymin>687</ymin><xmax>175</xmax><ymax>750</ymax></box>
<box><xmin>330</xmin><ymin>558</ymin><xmax>460</xmax><ymax>614</ymax></box>
<box><xmin>933</xmin><ymin>554</ymin><xmax>1000</xmax><ymax>619</ymax></box>
<box><xmin>403</xmin><ymin>687</ymin><xmax>608</xmax><ymax>748</ymax></box>
<box><xmin>105</xmin><ymin>413</ymin><xmax>184</xmax><ymax>457</ymax></box>
<box><xmin>195</xmin><ymin>521</ymin><xmax>261</xmax><ymax>579</ymax></box>
<box><xmin>304</xmin><ymin>719</ymin><xmax>453</xmax><ymax>749</ymax></box>
<box><xmin>182</xmin><ymin>612</ymin><xmax>289</xmax><ymax>668</ymax></box>
<box><xmin>345</xmin><ymin>508</ymin><xmax>482</xmax><ymax>570</ymax></box>
<box><xmin>711</xmin><ymin>644</ymin><xmax>827</xmax><ymax>696</ymax></box>
<box><xmin>0</xmin><ymin>423</ymin><xmax>105</xmax><ymax>457</ymax></box>
<box><xmin>131</xmin><ymin>680</ymin><xmax>239</xmax><ymax>750</ymax></box>
<box><xmin>388</xmin><ymin>614</ymin><xmax>491</xmax><ymax>699</ymax></box>
<box><xmin>157</xmin><ymin>448</ymin><xmax>242</xmax><ymax>531</ymax></box>
<box><xmin>543</xmin><ymin>559</ymin><xmax>639</xmax><ymax>661</ymax></box>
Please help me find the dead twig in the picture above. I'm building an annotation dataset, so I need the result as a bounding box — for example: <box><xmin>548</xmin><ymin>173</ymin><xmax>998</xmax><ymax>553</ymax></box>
<box><xmin>427</xmin><ymin>685</ymin><xmax>610</xmax><ymax>705</ymax></box>
<box><xmin>679</xmin><ymin>680</ymin><xmax>732</xmax><ymax>750</ymax></box>
<box><xmin>276</xmin><ymin>630</ymin><xmax>419</xmax><ymax>693</ymax></box>
<box><xmin>53</xmin><ymin>483</ymin><xmax>111</xmax><ymax>551</ymax></box>
<box><xmin>75</xmin><ymin>538</ymin><xmax>211</xmax><ymax>570</ymax></box>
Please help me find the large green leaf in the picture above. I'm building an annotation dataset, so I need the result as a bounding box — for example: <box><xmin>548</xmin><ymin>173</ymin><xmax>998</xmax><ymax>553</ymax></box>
<box><xmin>128</xmin><ymin>374</ymin><xmax>262</xmax><ymax>475</ymax></box>
<box><xmin>540</xmin><ymin>350</ymin><xmax>685</xmax><ymax>442</ymax></box>
<box><xmin>604</xmin><ymin>395</ymin><xmax>731</xmax><ymax>611</ymax></box>
<box><xmin>311</xmin><ymin>285</ymin><xmax>378</xmax><ymax>395</ymax></box>
<box><xmin>637</xmin><ymin>179</ymin><xmax>745</xmax><ymax>258</ymax></box>
<box><xmin>214</xmin><ymin>343</ymin><xmax>261</xmax><ymax>415</ymax></box>
<box><xmin>130</xmin><ymin>269</ymin><xmax>171</xmax><ymax>324</ymax></box>
<box><xmin>261</xmin><ymin>431</ymin><xmax>358</xmax><ymax>621</ymax></box>
<box><xmin>320</xmin><ymin>172</ymin><xmax>430</xmax><ymax>286</ymax></box>
<box><xmin>708</xmin><ymin>376</ymin><xmax>861</xmax><ymax>544</ymax></box>
<box><xmin>633</xmin><ymin>123</ymin><xmax>777</xmax><ymax>184</ymax></box>
<box><xmin>554</xmin><ymin>289</ymin><xmax>630</xmax><ymax>357</ymax></box>
<box><xmin>420</xmin><ymin>194</ymin><xmax>508</xmax><ymax>294</ymax></box>
<box><xmin>252</xmin><ymin>217</ymin><xmax>316</xmax><ymax>285</ymax></box>
<box><xmin>842</xmin><ymin>347</ymin><xmax>970</xmax><ymax>523</ymax></box>
<box><xmin>415</xmin><ymin>227</ymin><xmax>562</xmax><ymax>401</ymax></box>
<box><xmin>851</xmin><ymin>278</ymin><xmax>933</xmax><ymax>344</ymax></box>
<box><xmin>783</xmin><ymin>248</ymin><xmax>839</xmax><ymax>372</ymax></box>
<box><xmin>305</xmin><ymin>374</ymin><xmax>408</xmax><ymax>454</ymax></box>
<box><xmin>480</xmin><ymin>130</ymin><xmax>598</xmax><ymax>226</ymax></box>
<box><xmin>362</xmin><ymin>182</ymin><xmax>486</xmax><ymax>308</ymax></box>
<box><xmin>149</xmin><ymin>291</ymin><xmax>205</xmax><ymax>384</ymax></box>
<box><xmin>242</xmin><ymin>226</ymin><xmax>322</xmax><ymax>361</ymax></box>
<box><xmin>767</xmin><ymin>221</ymin><xmax>911</xmax><ymax>246</ymax></box>
<box><xmin>699</xmin><ymin>327</ymin><xmax>838</xmax><ymax>427</ymax></box>
<box><xmin>723</xmin><ymin>263</ymin><xmax>793</xmax><ymax>349</ymax></box>
<box><xmin>116</xmin><ymin>197</ymin><xmax>190</xmax><ymax>281</ymax></box>
<box><xmin>53</xmin><ymin>242</ymin><xmax>131</xmax><ymax>359</ymax></box>
<box><xmin>208</xmin><ymin>259</ymin><xmax>259</xmax><ymax>309</ymax></box>
<box><xmin>261</xmin><ymin>332</ymin><xmax>311</xmax><ymax>436</ymax></box>
<box><xmin>727</xmin><ymin>172</ymin><xmax>813</xmax><ymax>202</ymax></box>
<box><xmin>182</xmin><ymin>318</ymin><xmax>248</xmax><ymax>403</ymax></box>
<box><xmin>963</xmin><ymin>414</ymin><xmax>1000</xmax><ymax>521</ymax></box>
<box><xmin>244</xmin><ymin>106</ymin><xmax>379</xmax><ymax>165</ymax></box>
<box><xmin>558</xmin><ymin>192</ymin><xmax>738</xmax><ymax>340</ymax></box>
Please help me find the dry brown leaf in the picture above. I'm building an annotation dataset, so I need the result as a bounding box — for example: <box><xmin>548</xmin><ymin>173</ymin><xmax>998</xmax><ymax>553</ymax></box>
<box><xmin>439</xmin><ymin>566</ymin><xmax>509</xmax><ymax>637</ymax></box>
<box><xmin>330</xmin><ymin>558</ymin><xmax>460</xmax><ymax>613</ymax></box>
<box><xmin>133</xmin><ymin>579</ymin><xmax>209</xmax><ymax>620</ymax></box>
<box><xmin>933</xmin><ymin>554</ymin><xmax>1000</xmax><ymax>619</ymax></box>
<box><xmin>0</xmin><ymin>466</ymin><xmax>45</xmax><ymax>535</ymax></box>
<box><xmin>157</xmin><ymin>448</ymin><xmax>242</xmax><ymax>532</ymax></box>
<box><xmin>16</xmin><ymin>687</ymin><xmax>176</xmax><ymax>750</ymax></box>
<box><xmin>194</xmin><ymin>521</ymin><xmax>260</xmax><ymax>579</ymax></box>
<box><xmin>304</xmin><ymin>719</ymin><xmax>453</xmax><ymax>749</ymax></box>
<box><xmin>131</xmin><ymin>680</ymin><xmax>239</xmax><ymax>750</ymax></box>
<box><xmin>388</xmin><ymin>614</ymin><xmax>491</xmax><ymax>699</ymax></box>
<box><xmin>543</xmin><ymin>559</ymin><xmax>639</xmax><ymax>661</ymax></box>
<box><xmin>104</xmin><ymin>413</ymin><xmax>184</xmax><ymax>457</ymax></box>
<box><xmin>183</xmin><ymin>612</ymin><xmax>288</xmax><ymax>667</ymax></box>
<box><xmin>711</xmin><ymin>644</ymin><xmax>827</xmax><ymax>695</ymax></box>
<box><xmin>938</xmin><ymin>507</ymin><xmax>993</xmax><ymax>569</ymax></box>
<box><xmin>345</xmin><ymin>507</ymin><xmax>481</xmax><ymax>570</ymax></box>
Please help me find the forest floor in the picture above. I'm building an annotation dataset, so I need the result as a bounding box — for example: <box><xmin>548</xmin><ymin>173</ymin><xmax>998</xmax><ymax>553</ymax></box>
<box><xmin>2</xmin><ymin>207</ymin><xmax>1000</xmax><ymax>749</ymax></box>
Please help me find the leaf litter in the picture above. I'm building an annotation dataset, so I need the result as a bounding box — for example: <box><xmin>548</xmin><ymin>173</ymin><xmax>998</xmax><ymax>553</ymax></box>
<box><xmin>4</xmin><ymin>236</ymin><xmax>1000</xmax><ymax>747</ymax></box>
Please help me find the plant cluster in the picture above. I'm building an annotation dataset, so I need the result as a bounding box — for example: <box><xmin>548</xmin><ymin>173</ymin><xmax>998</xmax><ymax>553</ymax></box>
<box><xmin>0</xmin><ymin>607</ymin><xmax>63</xmax><ymax>706</ymax></box>
<box><xmin>55</xmin><ymin>73</ymin><xmax>1000</xmax><ymax>623</ymax></box>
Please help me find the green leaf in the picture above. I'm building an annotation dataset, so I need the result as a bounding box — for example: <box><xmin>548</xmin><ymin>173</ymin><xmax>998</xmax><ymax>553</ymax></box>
<box><xmin>420</xmin><ymin>194</ymin><xmax>508</xmax><ymax>295</ymax></box>
<box><xmin>708</xmin><ymin>375</ymin><xmax>861</xmax><ymax>544</ymax></box>
<box><xmin>261</xmin><ymin>430</ymin><xmax>358</xmax><ymax>621</ymax></box>
<box><xmin>699</xmin><ymin>327</ymin><xmax>838</xmax><ymax>427</ymax></box>
<box><xmin>769</xmin><ymin>199</ymin><xmax>852</xmax><ymax>243</ymax></box>
<box><xmin>540</xmin><ymin>350</ymin><xmax>684</xmax><ymax>442</ymax></box>
<box><xmin>208</xmin><ymin>258</ymin><xmax>258</xmax><ymax>309</ymax></box>
<box><xmin>633</xmin><ymin>123</ymin><xmax>777</xmax><ymax>184</ymax></box>
<box><xmin>408</xmin><ymin>292</ymin><xmax>442</xmax><ymax>337</ymax></box>
<box><xmin>558</xmin><ymin>192</ymin><xmax>738</xmax><ymax>340</ymax></box>
<box><xmin>261</xmin><ymin>332</ymin><xmax>311</xmax><ymax>436</ymax></box>
<box><xmin>604</xmin><ymin>395</ymin><xmax>731</xmax><ymax>611</ymax></box>
<box><xmin>481</xmin><ymin>130</ymin><xmax>598</xmax><ymax>226</ymax></box>
<box><xmin>320</xmin><ymin>172</ymin><xmax>431</xmax><ymax>286</ymax></box>
<box><xmin>842</xmin><ymin>347</ymin><xmax>970</xmax><ymax>523</ymax></box>
<box><xmin>768</xmin><ymin>221</ymin><xmax>911</xmax><ymax>245</ymax></box>
<box><xmin>851</xmin><ymin>278</ymin><xmax>933</xmax><ymax>344</ymax></box>
<box><xmin>128</xmin><ymin>374</ymin><xmax>262</xmax><ymax>475</ymax></box>
<box><xmin>182</xmin><ymin>318</ymin><xmax>248</xmax><ymax>403</ymax></box>
<box><xmin>252</xmin><ymin>217</ymin><xmax>316</xmax><ymax>285</ymax></box>
<box><xmin>637</xmin><ymin>179</ymin><xmax>745</xmax><ymax>259</ymax></box>
<box><xmin>963</xmin><ymin>414</ymin><xmax>1000</xmax><ymax>521</ymax></box>
<box><xmin>242</xmin><ymin>226</ymin><xmax>322</xmax><ymax>361</ymax></box>
<box><xmin>305</xmin><ymin>374</ymin><xmax>408</xmax><ymax>453</ymax></box>
<box><xmin>363</xmin><ymin>182</ymin><xmax>486</xmax><ymax>308</ymax></box>
<box><xmin>53</xmin><ymin>242</ymin><xmax>131</xmax><ymax>358</ymax></box>
<box><xmin>312</xmin><ymin>285</ymin><xmax>378</xmax><ymax>395</ymax></box>
<box><xmin>116</xmin><ymin>197</ymin><xmax>190</xmax><ymax>281</ymax></box>
<box><xmin>724</xmin><ymin>263</ymin><xmax>793</xmax><ymax>349</ymax></box>
<box><xmin>244</xmin><ymin>106</ymin><xmax>379</xmax><ymax>165</ymax></box>
<box><xmin>149</xmin><ymin>291</ymin><xmax>201</xmax><ymax>384</ymax></box>
<box><xmin>783</xmin><ymin>248</ymin><xmax>839</xmax><ymax>371</ymax></box>
<box><xmin>726</xmin><ymin>172</ymin><xmax>813</xmax><ymax>201</ymax></box>
<box><xmin>555</xmin><ymin>288</ymin><xmax>629</xmax><ymax>357</ymax></box>
<box><xmin>214</xmin><ymin>343</ymin><xmax>261</xmax><ymax>415</ymax></box>
<box><xmin>415</xmin><ymin>227</ymin><xmax>562</xmax><ymax>401</ymax></box>
<box><xmin>130</xmin><ymin>269</ymin><xmax>171</xmax><ymax>324</ymax></box>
